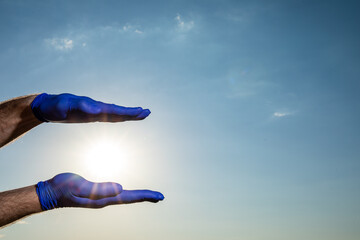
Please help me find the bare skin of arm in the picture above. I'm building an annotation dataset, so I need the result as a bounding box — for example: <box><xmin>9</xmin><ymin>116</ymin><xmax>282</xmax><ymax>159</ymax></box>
<box><xmin>0</xmin><ymin>94</ymin><xmax>42</xmax><ymax>148</ymax></box>
<box><xmin>0</xmin><ymin>185</ymin><xmax>42</xmax><ymax>228</ymax></box>
<box><xmin>0</xmin><ymin>95</ymin><xmax>43</xmax><ymax>227</ymax></box>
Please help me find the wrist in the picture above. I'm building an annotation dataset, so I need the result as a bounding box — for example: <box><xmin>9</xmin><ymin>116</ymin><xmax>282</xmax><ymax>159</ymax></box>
<box><xmin>35</xmin><ymin>180</ymin><xmax>59</xmax><ymax>210</ymax></box>
<box><xmin>31</xmin><ymin>93</ymin><xmax>49</xmax><ymax>122</ymax></box>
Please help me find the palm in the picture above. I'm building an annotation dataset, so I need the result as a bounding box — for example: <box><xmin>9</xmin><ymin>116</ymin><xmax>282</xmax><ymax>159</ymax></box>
<box><xmin>42</xmin><ymin>173</ymin><xmax>164</xmax><ymax>209</ymax></box>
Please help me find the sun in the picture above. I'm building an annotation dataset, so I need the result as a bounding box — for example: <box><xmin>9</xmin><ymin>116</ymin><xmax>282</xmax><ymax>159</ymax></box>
<box><xmin>82</xmin><ymin>138</ymin><xmax>128</xmax><ymax>181</ymax></box>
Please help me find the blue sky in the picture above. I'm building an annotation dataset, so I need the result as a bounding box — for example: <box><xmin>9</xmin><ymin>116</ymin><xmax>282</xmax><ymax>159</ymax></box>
<box><xmin>0</xmin><ymin>0</ymin><xmax>359</xmax><ymax>239</ymax></box>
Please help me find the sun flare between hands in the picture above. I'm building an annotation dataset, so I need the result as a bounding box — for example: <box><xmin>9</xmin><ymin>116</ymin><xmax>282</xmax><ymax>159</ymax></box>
<box><xmin>83</xmin><ymin>139</ymin><xmax>128</xmax><ymax>181</ymax></box>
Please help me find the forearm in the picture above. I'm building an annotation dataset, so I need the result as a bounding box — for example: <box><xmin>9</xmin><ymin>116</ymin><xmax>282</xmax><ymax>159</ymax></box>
<box><xmin>0</xmin><ymin>185</ymin><xmax>42</xmax><ymax>227</ymax></box>
<box><xmin>0</xmin><ymin>94</ymin><xmax>42</xmax><ymax>148</ymax></box>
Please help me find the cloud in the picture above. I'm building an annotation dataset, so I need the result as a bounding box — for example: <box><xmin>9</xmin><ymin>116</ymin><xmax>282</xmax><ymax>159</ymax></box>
<box><xmin>119</xmin><ymin>24</ymin><xmax>143</xmax><ymax>34</ymax></box>
<box><xmin>122</xmin><ymin>24</ymin><xmax>132</xmax><ymax>31</ymax></box>
<box><xmin>42</xmin><ymin>23</ymin><xmax>144</xmax><ymax>52</ymax></box>
<box><xmin>45</xmin><ymin>38</ymin><xmax>73</xmax><ymax>50</ymax></box>
<box><xmin>273</xmin><ymin>111</ymin><xmax>292</xmax><ymax>118</ymax></box>
<box><xmin>175</xmin><ymin>14</ymin><xmax>194</xmax><ymax>32</ymax></box>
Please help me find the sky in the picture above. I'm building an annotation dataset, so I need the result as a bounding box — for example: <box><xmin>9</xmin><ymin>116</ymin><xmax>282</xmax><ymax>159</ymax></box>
<box><xmin>0</xmin><ymin>0</ymin><xmax>359</xmax><ymax>239</ymax></box>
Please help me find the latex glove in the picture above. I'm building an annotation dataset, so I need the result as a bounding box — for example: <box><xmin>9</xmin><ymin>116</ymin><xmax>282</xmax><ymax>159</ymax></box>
<box><xmin>31</xmin><ymin>93</ymin><xmax>150</xmax><ymax>123</ymax></box>
<box><xmin>36</xmin><ymin>173</ymin><xmax>164</xmax><ymax>210</ymax></box>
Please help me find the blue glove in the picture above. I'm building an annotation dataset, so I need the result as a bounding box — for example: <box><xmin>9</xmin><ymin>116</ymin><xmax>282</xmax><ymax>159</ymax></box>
<box><xmin>31</xmin><ymin>93</ymin><xmax>151</xmax><ymax>123</ymax></box>
<box><xmin>36</xmin><ymin>173</ymin><xmax>164</xmax><ymax>210</ymax></box>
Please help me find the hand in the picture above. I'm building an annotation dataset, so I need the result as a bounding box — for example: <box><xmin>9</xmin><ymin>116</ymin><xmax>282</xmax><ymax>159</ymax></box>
<box><xmin>36</xmin><ymin>173</ymin><xmax>164</xmax><ymax>210</ymax></box>
<box><xmin>31</xmin><ymin>93</ymin><xmax>151</xmax><ymax>123</ymax></box>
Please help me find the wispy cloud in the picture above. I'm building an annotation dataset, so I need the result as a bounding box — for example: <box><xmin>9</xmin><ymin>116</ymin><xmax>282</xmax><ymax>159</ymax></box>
<box><xmin>121</xmin><ymin>24</ymin><xmax>143</xmax><ymax>34</ymax></box>
<box><xmin>175</xmin><ymin>14</ymin><xmax>194</xmax><ymax>32</ymax></box>
<box><xmin>273</xmin><ymin>111</ymin><xmax>293</xmax><ymax>118</ymax></box>
<box><xmin>122</xmin><ymin>24</ymin><xmax>132</xmax><ymax>31</ymax></box>
<box><xmin>43</xmin><ymin>23</ymin><xmax>144</xmax><ymax>51</ymax></box>
<box><xmin>45</xmin><ymin>38</ymin><xmax>73</xmax><ymax>50</ymax></box>
<box><xmin>101</xmin><ymin>24</ymin><xmax>144</xmax><ymax>34</ymax></box>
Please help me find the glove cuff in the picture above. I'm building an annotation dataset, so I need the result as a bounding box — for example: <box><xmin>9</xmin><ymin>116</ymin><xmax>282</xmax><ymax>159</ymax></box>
<box><xmin>31</xmin><ymin>93</ymin><xmax>49</xmax><ymax>122</ymax></box>
<box><xmin>36</xmin><ymin>181</ymin><xmax>58</xmax><ymax>210</ymax></box>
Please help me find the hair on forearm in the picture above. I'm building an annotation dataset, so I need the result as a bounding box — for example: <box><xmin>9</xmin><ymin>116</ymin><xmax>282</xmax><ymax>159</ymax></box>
<box><xmin>0</xmin><ymin>185</ymin><xmax>42</xmax><ymax>228</ymax></box>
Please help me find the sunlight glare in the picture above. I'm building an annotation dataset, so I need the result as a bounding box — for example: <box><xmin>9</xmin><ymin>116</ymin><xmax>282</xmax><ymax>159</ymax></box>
<box><xmin>83</xmin><ymin>139</ymin><xmax>128</xmax><ymax>181</ymax></box>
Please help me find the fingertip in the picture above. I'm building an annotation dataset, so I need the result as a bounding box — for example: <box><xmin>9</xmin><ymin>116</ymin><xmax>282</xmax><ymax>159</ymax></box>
<box><xmin>135</xmin><ymin>109</ymin><xmax>151</xmax><ymax>120</ymax></box>
<box><xmin>157</xmin><ymin>192</ymin><xmax>165</xmax><ymax>201</ymax></box>
<box><xmin>142</xmin><ymin>109</ymin><xmax>151</xmax><ymax>116</ymax></box>
<box><xmin>148</xmin><ymin>191</ymin><xmax>164</xmax><ymax>203</ymax></box>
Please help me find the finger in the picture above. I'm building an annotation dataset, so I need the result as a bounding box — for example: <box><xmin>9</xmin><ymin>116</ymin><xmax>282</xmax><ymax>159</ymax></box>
<box><xmin>73</xmin><ymin>190</ymin><xmax>164</xmax><ymax>208</ymax></box>
<box><xmin>75</xmin><ymin>181</ymin><xmax>123</xmax><ymax>199</ymax></box>
<box><xmin>97</xmin><ymin>108</ymin><xmax>151</xmax><ymax>122</ymax></box>
<box><xmin>112</xmin><ymin>109</ymin><xmax>151</xmax><ymax>121</ymax></box>
<box><xmin>99</xmin><ymin>102</ymin><xmax>144</xmax><ymax>117</ymax></box>
<box><xmin>117</xmin><ymin>190</ymin><xmax>164</xmax><ymax>203</ymax></box>
<box><xmin>133</xmin><ymin>109</ymin><xmax>151</xmax><ymax>120</ymax></box>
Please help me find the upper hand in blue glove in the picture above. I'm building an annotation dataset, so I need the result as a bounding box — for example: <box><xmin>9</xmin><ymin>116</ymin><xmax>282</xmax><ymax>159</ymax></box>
<box><xmin>36</xmin><ymin>173</ymin><xmax>164</xmax><ymax>210</ymax></box>
<box><xmin>31</xmin><ymin>93</ymin><xmax>151</xmax><ymax>123</ymax></box>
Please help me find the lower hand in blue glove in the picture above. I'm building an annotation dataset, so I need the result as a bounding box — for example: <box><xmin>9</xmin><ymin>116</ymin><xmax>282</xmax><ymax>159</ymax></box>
<box><xmin>36</xmin><ymin>173</ymin><xmax>164</xmax><ymax>210</ymax></box>
<box><xmin>31</xmin><ymin>93</ymin><xmax>151</xmax><ymax>123</ymax></box>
